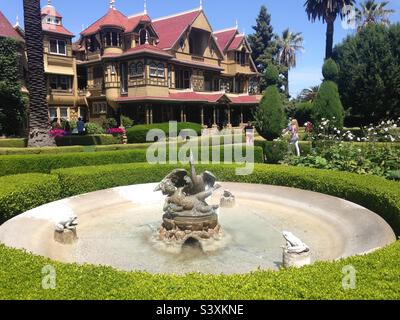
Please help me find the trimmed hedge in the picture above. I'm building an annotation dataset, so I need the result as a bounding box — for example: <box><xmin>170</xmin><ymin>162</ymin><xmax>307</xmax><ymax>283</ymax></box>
<box><xmin>0</xmin><ymin>241</ymin><xmax>399</xmax><ymax>299</ymax></box>
<box><xmin>127</xmin><ymin>122</ymin><xmax>202</xmax><ymax>143</ymax></box>
<box><xmin>0</xmin><ymin>138</ymin><xmax>27</xmax><ymax>148</ymax></box>
<box><xmin>0</xmin><ymin>173</ymin><xmax>61</xmax><ymax>223</ymax></box>
<box><xmin>0</xmin><ymin>146</ymin><xmax>263</xmax><ymax>176</ymax></box>
<box><xmin>55</xmin><ymin>134</ymin><xmax>120</xmax><ymax>146</ymax></box>
<box><xmin>255</xmin><ymin>140</ymin><xmax>312</xmax><ymax>164</ymax></box>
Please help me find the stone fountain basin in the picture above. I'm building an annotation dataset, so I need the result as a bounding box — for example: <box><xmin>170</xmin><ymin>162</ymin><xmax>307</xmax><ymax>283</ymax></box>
<box><xmin>0</xmin><ymin>183</ymin><xmax>395</xmax><ymax>275</ymax></box>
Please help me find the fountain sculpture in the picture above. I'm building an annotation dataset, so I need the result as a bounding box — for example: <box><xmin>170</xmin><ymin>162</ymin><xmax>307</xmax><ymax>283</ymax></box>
<box><xmin>154</xmin><ymin>154</ymin><xmax>223</xmax><ymax>244</ymax></box>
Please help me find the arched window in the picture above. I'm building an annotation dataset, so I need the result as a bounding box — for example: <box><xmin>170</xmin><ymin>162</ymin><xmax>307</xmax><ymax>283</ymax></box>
<box><xmin>149</xmin><ymin>63</ymin><xmax>158</xmax><ymax>77</ymax></box>
<box><xmin>139</xmin><ymin>29</ymin><xmax>147</xmax><ymax>45</ymax></box>
<box><xmin>157</xmin><ymin>63</ymin><xmax>165</xmax><ymax>78</ymax></box>
<box><xmin>129</xmin><ymin>62</ymin><xmax>144</xmax><ymax>77</ymax></box>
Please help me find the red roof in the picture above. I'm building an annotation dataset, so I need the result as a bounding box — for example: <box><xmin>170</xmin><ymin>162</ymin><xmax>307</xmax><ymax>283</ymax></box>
<box><xmin>228</xmin><ymin>95</ymin><xmax>261</xmax><ymax>104</ymax></box>
<box><xmin>103</xmin><ymin>44</ymin><xmax>173</xmax><ymax>58</ymax></box>
<box><xmin>214</xmin><ymin>28</ymin><xmax>237</xmax><ymax>52</ymax></box>
<box><xmin>115</xmin><ymin>92</ymin><xmax>260</xmax><ymax>105</ymax></box>
<box><xmin>153</xmin><ymin>9</ymin><xmax>201</xmax><ymax>49</ymax></box>
<box><xmin>0</xmin><ymin>11</ymin><xmax>23</xmax><ymax>41</ymax></box>
<box><xmin>228</xmin><ymin>35</ymin><xmax>245</xmax><ymax>51</ymax></box>
<box><xmin>81</xmin><ymin>9</ymin><xmax>151</xmax><ymax>36</ymax></box>
<box><xmin>42</xmin><ymin>23</ymin><xmax>74</xmax><ymax>37</ymax></box>
<box><xmin>41</xmin><ymin>5</ymin><xmax>62</xmax><ymax>19</ymax></box>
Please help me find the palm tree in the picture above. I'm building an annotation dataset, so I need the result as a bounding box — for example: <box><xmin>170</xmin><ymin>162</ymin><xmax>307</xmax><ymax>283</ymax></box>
<box><xmin>356</xmin><ymin>0</ymin><xmax>395</xmax><ymax>30</ymax></box>
<box><xmin>298</xmin><ymin>85</ymin><xmax>320</xmax><ymax>102</ymax></box>
<box><xmin>305</xmin><ymin>0</ymin><xmax>356</xmax><ymax>59</ymax></box>
<box><xmin>276</xmin><ymin>29</ymin><xmax>304</xmax><ymax>97</ymax></box>
<box><xmin>23</xmin><ymin>0</ymin><xmax>54</xmax><ymax>147</ymax></box>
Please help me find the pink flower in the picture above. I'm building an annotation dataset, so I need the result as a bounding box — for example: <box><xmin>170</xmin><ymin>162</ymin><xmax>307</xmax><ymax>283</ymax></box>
<box><xmin>107</xmin><ymin>128</ymin><xmax>125</xmax><ymax>135</ymax></box>
<box><xmin>49</xmin><ymin>129</ymin><xmax>67</xmax><ymax>138</ymax></box>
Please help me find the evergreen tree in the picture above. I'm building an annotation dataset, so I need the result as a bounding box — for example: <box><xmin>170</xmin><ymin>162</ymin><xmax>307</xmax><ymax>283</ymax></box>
<box><xmin>312</xmin><ymin>60</ymin><xmax>344</xmax><ymax>128</ymax></box>
<box><xmin>333</xmin><ymin>24</ymin><xmax>400</xmax><ymax>124</ymax></box>
<box><xmin>248</xmin><ymin>5</ymin><xmax>279</xmax><ymax>91</ymax></box>
<box><xmin>254</xmin><ymin>65</ymin><xmax>286</xmax><ymax>140</ymax></box>
<box><xmin>0</xmin><ymin>38</ymin><xmax>26</xmax><ymax>136</ymax></box>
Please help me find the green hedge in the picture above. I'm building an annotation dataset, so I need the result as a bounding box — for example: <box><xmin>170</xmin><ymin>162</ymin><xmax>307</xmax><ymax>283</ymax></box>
<box><xmin>55</xmin><ymin>134</ymin><xmax>120</xmax><ymax>146</ymax></box>
<box><xmin>0</xmin><ymin>143</ymin><xmax>153</xmax><ymax>155</ymax></box>
<box><xmin>255</xmin><ymin>140</ymin><xmax>312</xmax><ymax>164</ymax></box>
<box><xmin>0</xmin><ymin>173</ymin><xmax>61</xmax><ymax>223</ymax></box>
<box><xmin>0</xmin><ymin>138</ymin><xmax>27</xmax><ymax>148</ymax></box>
<box><xmin>0</xmin><ymin>146</ymin><xmax>263</xmax><ymax>176</ymax></box>
<box><xmin>127</xmin><ymin>122</ymin><xmax>202</xmax><ymax>143</ymax></box>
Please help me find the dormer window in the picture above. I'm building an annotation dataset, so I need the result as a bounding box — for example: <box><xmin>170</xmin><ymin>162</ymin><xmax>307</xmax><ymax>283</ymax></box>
<box><xmin>49</xmin><ymin>39</ymin><xmax>66</xmax><ymax>55</ymax></box>
<box><xmin>104</xmin><ymin>30</ymin><xmax>122</xmax><ymax>47</ymax></box>
<box><xmin>139</xmin><ymin>29</ymin><xmax>148</xmax><ymax>45</ymax></box>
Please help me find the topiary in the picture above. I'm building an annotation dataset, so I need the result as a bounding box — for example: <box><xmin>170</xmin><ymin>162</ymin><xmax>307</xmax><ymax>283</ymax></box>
<box><xmin>254</xmin><ymin>85</ymin><xmax>286</xmax><ymax>141</ymax></box>
<box><xmin>264</xmin><ymin>64</ymin><xmax>280</xmax><ymax>86</ymax></box>
<box><xmin>312</xmin><ymin>80</ymin><xmax>344</xmax><ymax>129</ymax></box>
<box><xmin>295</xmin><ymin>101</ymin><xmax>314</xmax><ymax>126</ymax></box>
<box><xmin>322</xmin><ymin>58</ymin><xmax>339</xmax><ymax>82</ymax></box>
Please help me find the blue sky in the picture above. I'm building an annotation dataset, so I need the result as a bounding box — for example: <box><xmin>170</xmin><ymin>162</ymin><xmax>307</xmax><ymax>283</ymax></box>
<box><xmin>1</xmin><ymin>0</ymin><xmax>399</xmax><ymax>97</ymax></box>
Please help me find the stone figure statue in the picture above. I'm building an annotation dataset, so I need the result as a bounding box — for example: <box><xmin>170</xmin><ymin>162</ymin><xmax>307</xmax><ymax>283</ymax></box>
<box><xmin>154</xmin><ymin>153</ymin><xmax>221</xmax><ymax>218</ymax></box>
<box><xmin>55</xmin><ymin>216</ymin><xmax>78</xmax><ymax>233</ymax></box>
<box><xmin>282</xmin><ymin>231</ymin><xmax>310</xmax><ymax>254</ymax></box>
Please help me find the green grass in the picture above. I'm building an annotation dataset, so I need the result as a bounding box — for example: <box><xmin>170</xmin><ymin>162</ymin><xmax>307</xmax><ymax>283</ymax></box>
<box><xmin>0</xmin><ymin>138</ymin><xmax>27</xmax><ymax>148</ymax></box>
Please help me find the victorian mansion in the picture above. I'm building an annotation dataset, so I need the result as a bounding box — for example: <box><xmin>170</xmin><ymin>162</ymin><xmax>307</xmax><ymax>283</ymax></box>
<box><xmin>1</xmin><ymin>1</ymin><xmax>261</xmax><ymax>128</ymax></box>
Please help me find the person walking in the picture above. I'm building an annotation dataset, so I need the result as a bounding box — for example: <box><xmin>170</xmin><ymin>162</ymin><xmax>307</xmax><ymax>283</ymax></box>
<box><xmin>244</xmin><ymin>122</ymin><xmax>255</xmax><ymax>146</ymax></box>
<box><xmin>77</xmin><ymin>117</ymin><xmax>85</xmax><ymax>136</ymax></box>
<box><xmin>289</xmin><ymin>119</ymin><xmax>301</xmax><ymax>156</ymax></box>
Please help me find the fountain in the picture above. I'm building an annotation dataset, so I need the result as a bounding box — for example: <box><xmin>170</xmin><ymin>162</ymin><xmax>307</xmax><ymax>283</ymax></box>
<box><xmin>0</xmin><ymin>162</ymin><xmax>396</xmax><ymax>274</ymax></box>
<box><xmin>154</xmin><ymin>155</ymin><xmax>223</xmax><ymax>247</ymax></box>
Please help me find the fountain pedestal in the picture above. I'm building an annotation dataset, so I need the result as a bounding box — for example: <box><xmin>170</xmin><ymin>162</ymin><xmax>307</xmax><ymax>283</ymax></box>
<box><xmin>160</xmin><ymin>213</ymin><xmax>221</xmax><ymax>242</ymax></box>
<box><xmin>282</xmin><ymin>249</ymin><xmax>311</xmax><ymax>268</ymax></box>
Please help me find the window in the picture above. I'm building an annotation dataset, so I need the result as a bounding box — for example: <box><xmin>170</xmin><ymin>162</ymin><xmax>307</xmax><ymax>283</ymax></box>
<box><xmin>49</xmin><ymin>107</ymin><xmax>57</xmax><ymax>121</ymax></box>
<box><xmin>149</xmin><ymin>63</ymin><xmax>164</xmax><ymax>78</ymax></box>
<box><xmin>167</xmin><ymin>65</ymin><xmax>172</xmax><ymax>88</ymax></box>
<box><xmin>129</xmin><ymin>62</ymin><xmax>144</xmax><ymax>77</ymax></box>
<box><xmin>120</xmin><ymin>62</ymin><xmax>128</xmax><ymax>94</ymax></box>
<box><xmin>92</xmin><ymin>102</ymin><xmax>108</xmax><ymax>115</ymax></box>
<box><xmin>49</xmin><ymin>75</ymin><xmax>70</xmax><ymax>91</ymax></box>
<box><xmin>139</xmin><ymin>29</ymin><xmax>147</xmax><ymax>45</ymax></box>
<box><xmin>59</xmin><ymin>108</ymin><xmax>68</xmax><ymax>120</ymax></box>
<box><xmin>88</xmin><ymin>35</ymin><xmax>99</xmax><ymax>52</ymax></box>
<box><xmin>176</xmin><ymin>69</ymin><xmax>191</xmax><ymax>89</ymax></box>
<box><xmin>112</xmin><ymin>32</ymin><xmax>118</xmax><ymax>46</ymax></box>
<box><xmin>157</xmin><ymin>63</ymin><xmax>165</xmax><ymax>78</ymax></box>
<box><xmin>150</xmin><ymin>63</ymin><xmax>158</xmax><ymax>77</ymax></box>
<box><xmin>49</xmin><ymin>39</ymin><xmax>67</xmax><ymax>55</ymax></box>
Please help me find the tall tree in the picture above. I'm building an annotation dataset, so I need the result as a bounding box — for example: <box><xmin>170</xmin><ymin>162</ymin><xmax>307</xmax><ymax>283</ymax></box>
<box><xmin>356</xmin><ymin>0</ymin><xmax>395</xmax><ymax>30</ymax></box>
<box><xmin>276</xmin><ymin>28</ymin><xmax>304</xmax><ymax>97</ymax></box>
<box><xmin>248</xmin><ymin>5</ymin><xmax>278</xmax><ymax>91</ymax></box>
<box><xmin>0</xmin><ymin>38</ymin><xmax>26</xmax><ymax>136</ymax></box>
<box><xmin>333</xmin><ymin>24</ymin><xmax>400</xmax><ymax>125</ymax></box>
<box><xmin>305</xmin><ymin>0</ymin><xmax>356</xmax><ymax>59</ymax></box>
<box><xmin>23</xmin><ymin>0</ymin><xmax>54</xmax><ymax>147</ymax></box>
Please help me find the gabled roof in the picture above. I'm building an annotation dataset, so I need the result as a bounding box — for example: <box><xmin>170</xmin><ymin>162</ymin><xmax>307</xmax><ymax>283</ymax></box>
<box><xmin>81</xmin><ymin>9</ymin><xmax>151</xmax><ymax>37</ymax></box>
<box><xmin>228</xmin><ymin>34</ymin><xmax>245</xmax><ymax>51</ymax></box>
<box><xmin>81</xmin><ymin>9</ymin><xmax>127</xmax><ymax>36</ymax></box>
<box><xmin>153</xmin><ymin>9</ymin><xmax>201</xmax><ymax>50</ymax></box>
<box><xmin>213</xmin><ymin>27</ymin><xmax>238</xmax><ymax>53</ymax></box>
<box><xmin>41</xmin><ymin>5</ymin><xmax>62</xmax><ymax>19</ymax></box>
<box><xmin>0</xmin><ymin>11</ymin><xmax>24</xmax><ymax>42</ymax></box>
<box><xmin>42</xmin><ymin>23</ymin><xmax>74</xmax><ymax>37</ymax></box>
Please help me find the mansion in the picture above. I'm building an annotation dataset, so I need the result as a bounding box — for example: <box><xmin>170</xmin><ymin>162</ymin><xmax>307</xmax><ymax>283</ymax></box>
<box><xmin>1</xmin><ymin>1</ymin><xmax>261</xmax><ymax>128</ymax></box>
